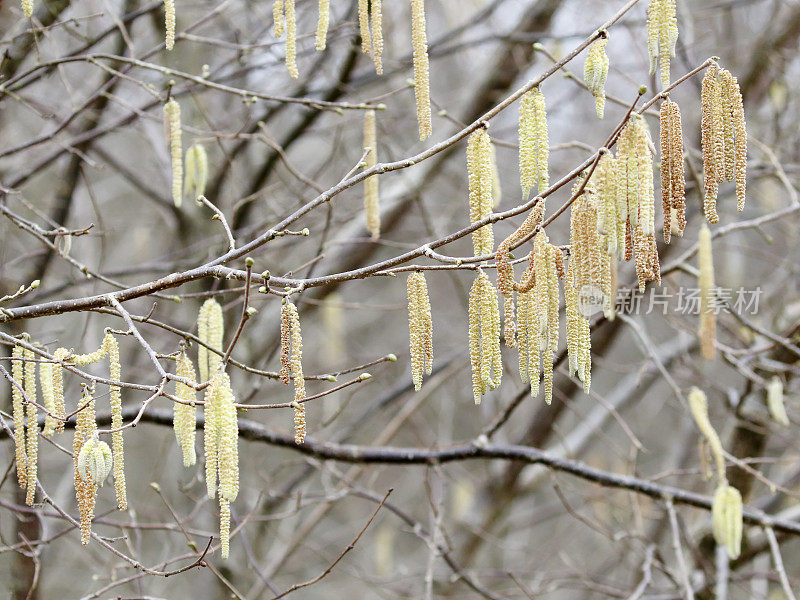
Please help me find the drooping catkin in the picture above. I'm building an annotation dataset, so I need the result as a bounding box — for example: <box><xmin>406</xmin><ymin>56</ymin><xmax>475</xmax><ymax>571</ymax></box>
<box><xmin>410</xmin><ymin>0</ymin><xmax>432</xmax><ymax>140</ymax></box>
<box><xmin>279</xmin><ymin>301</ymin><xmax>292</xmax><ymax>385</ymax></box>
<box><xmin>646</xmin><ymin>0</ymin><xmax>678</xmax><ymax>89</ymax></box>
<box><xmin>698</xmin><ymin>223</ymin><xmax>716</xmax><ymax>361</ymax></box>
<box><xmin>358</xmin><ymin>0</ymin><xmax>372</xmax><ymax>54</ymax></box>
<box><xmin>538</xmin><ymin>235</ymin><xmax>560</xmax><ymax>405</ymax></box>
<box><xmin>215</xmin><ymin>373</ymin><xmax>239</xmax><ymax>503</ymax></box>
<box><xmin>593</xmin><ymin>152</ymin><xmax>623</xmax><ymax>260</ymax></box>
<box><xmin>40</xmin><ymin>361</ymin><xmax>56</xmax><ymax>436</ymax></box>
<box><xmin>584</xmin><ymin>36</ymin><xmax>609</xmax><ymax>119</ymax></box>
<box><xmin>688</xmin><ymin>387</ymin><xmax>725</xmax><ymax>481</ymax></box>
<box><xmin>285</xmin><ymin>0</ymin><xmax>298</xmax><ymax>78</ymax></box>
<box><xmin>104</xmin><ymin>334</ymin><xmax>126</xmax><ymax>510</ymax></box>
<box><xmin>204</xmin><ymin>373</ymin><xmax>220</xmax><ymax>499</ymax></box>
<box><xmin>219</xmin><ymin>497</ymin><xmax>231</xmax><ymax>559</ymax></box>
<box><xmin>496</xmin><ymin>200</ymin><xmax>547</xmax><ymax>347</ymax></box>
<box><xmin>467</xmin><ymin>128</ymin><xmax>495</xmax><ymax>257</ymax></box>
<box><xmin>316</xmin><ymin>0</ymin><xmax>330</xmax><ymax>51</ymax></box>
<box><xmin>407</xmin><ymin>272</ymin><xmax>433</xmax><ymax>391</ymax></box>
<box><xmin>21</xmin><ymin>0</ymin><xmax>33</xmax><ymax>18</ymax></box>
<box><xmin>184</xmin><ymin>143</ymin><xmax>208</xmax><ymax>200</ymax></box>
<box><xmin>712</xmin><ymin>481</ymin><xmax>743</xmax><ymax>560</ymax></box>
<box><xmin>24</xmin><ymin>347</ymin><xmax>38</xmax><ymax>505</ymax></box>
<box><xmin>77</xmin><ymin>437</ymin><xmax>113</xmax><ymax>487</ymax></box>
<box><xmin>565</xmin><ymin>264</ymin><xmax>591</xmax><ymax>392</ymax></box>
<box><xmin>50</xmin><ymin>347</ymin><xmax>68</xmax><ymax>434</ymax></box>
<box><xmin>164</xmin><ymin>99</ymin><xmax>182</xmax><ymax>208</ymax></box>
<box><xmin>371</xmin><ymin>0</ymin><xmax>383</xmax><ymax>74</ymax></box>
<box><xmin>164</xmin><ymin>0</ymin><xmax>176</xmax><ymax>50</ymax></box>
<box><xmin>197</xmin><ymin>298</ymin><xmax>224</xmax><ymax>383</ymax></box>
<box><xmin>468</xmin><ymin>270</ymin><xmax>501</xmax><ymax>404</ymax></box>
<box><xmin>701</xmin><ymin>63</ymin><xmax>747</xmax><ymax>222</ymax></box>
<box><xmin>273</xmin><ymin>0</ymin><xmax>285</xmax><ymax>37</ymax></box>
<box><xmin>363</xmin><ymin>109</ymin><xmax>381</xmax><ymax>239</ymax></box>
<box><xmin>174</xmin><ymin>351</ymin><xmax>198</xmax><ymax>466</ymax></box>
<box><xmin>766</xmin><ymin>376</ymin><xmax>789</xmax><ymax>426</ymax></box>
<box><xmin>11</xmin><ymin>345</ymin><xmax>27</xmax><ymax>489</ymax></box>
<box><xmin>519</xmin><ymin>88</ymin><xmax>549</xmax><ymax>197</ymax></box>
<box><xmin>73</xmin><ymin>385</ymin><xmax>98</xmax><ymax>545</ymax></box>
<box><xmin>659</xmin><ymin>98</ymin><xmax>686</xmax><ymax>242</ymax></box>
<box><xmin>285</xmin><ymin>301</ymin><xmax>307</xmax><ymax>443</ymax></box>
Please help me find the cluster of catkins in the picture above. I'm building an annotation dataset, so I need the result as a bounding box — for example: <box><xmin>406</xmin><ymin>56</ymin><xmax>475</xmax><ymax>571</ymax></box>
<box><xmin>10</xmin><ymin>331</ymin><xmax>127</xmax><ymax>544</ymax></box>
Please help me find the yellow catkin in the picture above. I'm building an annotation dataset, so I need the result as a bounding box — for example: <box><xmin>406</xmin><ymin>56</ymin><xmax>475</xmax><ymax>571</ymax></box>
<box><xmin>184</xmin><ymin>143</ymin><xmax>208</xmax><ymax>200</ymax></box>
<box><xmin>721</xmin><ymin>70</ymin><xmax>747</xmax><ymax>212</ymax></box>
<box><xmin>358</xmin><ymin>0</ymin><xmax>372</xmax><ymax>54</ymax></box>
<box><xmin>204</xmin><ymin>373</ymin><xmax>220</xmax><ymax>499</ymax></box>
<box><xmin>766</xmin><ymin>376</ymin><xmax>789</xmax><ymax>426</ymax></box>
<box><xmin>286</xmin><ymin>301</ymin><xmax>306</xmax><ymax>443</ymax></box>
<box><xmin>542</xmin><ymin>242</ymin><xmax>560</xmax><ymax>405</ymax></box>
<box><xmin>698</xmin><ymin>223</ymin><xmax>716</xmax><ymax>361</ymax></box>
<box><xmin>363</xmin><ymin>109</ymin><xmax>381</xmax><ymax>239</ymax></box>
<box><xmin>659</xmin><ymin>98</ymin><xmax>686</xmax><ymax>242</ymax></box>
<box><xmin>74</xmin><ymin>385</ymin><xmax>98</xmax><ymax>545</ymax></box>
<box><xmin>198</xmin><ymin>298</ymin><xmax>224</xmax><ymax>383</ymax></box>
<box><xmin>164</xmin><ymin>99</ymin><xmax>182</xmax><ymax>208</ymax></box>
<box><xmin>489</xmin><ymin>142</ymin><xmax>501</xmax><ymax>208</ymax></box>
<box><xmin>285</xmin><ymin>0</ymin><xmax>298</xmax><ymax>79</ymax></box>
<box><xmin>219</xmin><ymin>497</ymin><xmax>231</xmax><ymax>559</ymax></box>
<box><xmin>647</xmin><ymin>0</ymin><xmax>678</xmax><ymax>89</ymax></box>
<box><xmin>688</xmin><ymin>387</ymin><xmax>725</xmax><ymax>481</ymax></box>
<box><xmin>279</xmin><ymin>301</ymin><xmax>292</xmax><ymax>385</ymax></box>
<box><xmin>77</xmin><ymin>437</ymin><xmax>112</xmax><ymax>487</ymax></box>
<box><xmin>164</xmin><ymin>0</ymin><xmax>175</xmax><ymax>50</ymax></box>
<box><xmin>593</xmin><ymin>152</ymin><xmax>623</xmax><ymax>260</ymax></box>
<box><xmin>410</xmin><ymin>0</ymin><xmax>432</xmax><ymax>140</ymax></box>
<box><xmin>51</xmin><ymin>348</ymin><xmax>69</xmax><ymax>434</ymax></box>
<box><xmin>24</xmin><ymin>348</ymin><xmax>38</xmax><ymax>505</ymax></box>
<box><xmin>371</xmin><ymin>0</ymin><xmax>383</xmax><ymax>74</ymax></box>
<box><xmin>316</xmin><ymin>0</ymin><xmax>330</xmax><ymax>51</ymax></box>
<box><xmin>407</xmin><ymin>272</ymin><xmax>433</xmax><ymax>391</ymax></box>
<box><xmin>21</xmin><ymin>0</ymin><xmax>33</xmax><ymax>18</ymax></box>
<box><xmin>565</xmin><ymin>264</ymin><xmax>591</xmax><ymax>392</ymax></box>
<box><xmin>104</xmin><ymin>334</ymin><xmax>126</xmax><ymax>511</ymax></box>
<box><xmin>40</xmin><ymin>360</ymin><xmax>56</xmax><ymax>436</ymax></box>
<box><xmin>519</xmin><ymin>88</ymin><xmax>549</xmax><ymax>197</ymax></box>
<box><xmin>174</xmin><ymin>351</ymin><xmax>198</xmax><ymax>466</ymax></box>
<box><xmin>11</xmin><ymin>345</ymin><xmax>27</xmax><ymax>489</ymax></box>
<box><xmin>215</xmin><ymin>373</ymin><xmax>239</xmax><ymax>503</ymax></box>
<box><xmin>467</xmin><ymin>128</ymin><xmax>495</xmax><ymax>257</ymax></box>
<box><xmin>273</xmin><ymin>0</ymin><xmax>285</xmax><ymax>38</ymax></box>
<box><xmin>584</xmin><ymin>36</ymin><xmax>609</xmax><ymax>119</ymax></box>
<box><xmin>496</xmin><ymin>200</ymin><xmax>547</xmax><ymax>347</ymax></box>
<box><xmin>469</xmin><ymin>270</ymin><xmax>501</xmax><ymax>404</ymax></box>
<box><xmin>712</xmin><ymin>481</ymin><xmax>743</xmax><ymax>560</ymax></box>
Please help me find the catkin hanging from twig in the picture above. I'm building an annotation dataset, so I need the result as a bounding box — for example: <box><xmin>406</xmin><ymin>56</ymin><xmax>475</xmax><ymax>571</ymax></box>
<box><xmin>281</xmin><ymin>301</ymin><xmax>307</xmax><ymax>443</ymax></box>
<box><xmin>316</xmin><ymin>0</ymin><xmax>330</xmax><ymax>51</ymax></box>
<box><xmin>407</xmin><ymin>272</ymin><xmax>433</xmax><ymax>391</ymax></box>
<box><xmin>164</xmin><ymin>99</ymin><xmax>182</xmax><ymax>208</ymax></box>
<box><xmin>173</xmin><ymin>351</ymin><xmax>198</xmax><ymax>466</ymax></box>
<box><xmin>11</xmin><ymin>345</ymin><xmax>27</xmax><ymax>489</ymax></box>
<box><xmin>21</xmin><ymin>0</ymin><xmax>33</xmax><ymax>18</ymax></box>
<box><xmin>198</xmin><ymin>298</ymin><xmax>224</xmax><ymax>382</ymax></box>
<box><xmin>285</xmin><ymin>0</ymin><xmax>298</xmax><ymax>78</ymax></box>
<box><xmin>584</xmin><ymin>35</ymin><xmax>609</xmax><ymax>119</ymax></box>
<box><xmin>712</xmin><ymin>481</ymin><xmax>743</xmax><ymax>560</ymax></box>
<box><xmin>468</xmin><ymin>270</ymin><xmax>501</xmax><ymax>404</ymax></box>
<box><xmin>659</xmin><ymin>98</ymin><xmax>686</xmax><ymax>242</ymax></box>
<box><xmin>410</xmin><ymin>0</ymin><xmax>432</xmax><ymax>140</ymax></box>
<box><xmin>73</xmin><ymin>385</ymin><xmax>98</xmax><ymax>545</ymax></box>
<box><xmin>467</xmin><ymin>128</ymin><xmax>495</xmax><ymax>257</ymax></box>
<box><xmin>164</xmin><ymin>0</ymin><xmax>176</xmax><ymax>50</ymax></box>
<box><xmin>273</xmin><ymin>0</ymin><xmax>285</xmax><ymax>37</ymax></box>
<box><xmin>363</xmin><ymin>109</ymin><xmax>381</xmax><ymax>239</ymax></box>
<box><xmin>646</xmin><ymin>0</ymin><xmax>678</xmax><ymax>89</ymax></box>
<box><xmin>766</xmin><ymin>376</ymin><xmax>789</xmax><ymax>426</ymax></box>
<box><xmin>519</xmin><ymin>88</ymin><xmax>549</xmax><ymax>197</ymax></box>
<box><xmin>184</xmin><ymin>143</ymin><xmax>208</xmax><ymax>201</ymax></box>
<box><xmin>23</xmin><ymin>347</ymin><xmax>38</xmax><ymax>505</ymax></box>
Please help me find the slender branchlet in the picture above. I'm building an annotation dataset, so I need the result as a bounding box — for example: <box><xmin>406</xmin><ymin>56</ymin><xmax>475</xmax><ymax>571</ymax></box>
<box><xmin>647</xmin><ymin>0</ymin><xmax>678</xmax><ymax>89</ymax></box>
<box><xmin>766</xmin><ymin>376</ymin><xmax>789</xmax><ymax>426</ymax></box>
<box><xmin>184</xmin><ymin>143</ymin><xmax>208</xmax><ymax>200</ymax></box>
<box><xmin>286</xmin><ymin>301</ymin><xmax>307</xmax><ymax>443</ymax></box>
<box><xmin>698</xmin><ymin>223</ymin><xmax>716</xmax><ymax>361</ymax></box>
<box><xmin>467</xmin><ymin>128</ymin><xmax>495</xmax><ymax>257</ymax></box>
<box><xmin>197</xmin><ymin>298</ymin><xmax>224</xmax><ymax>383</ymax></box>
<box><xmin>24</xmin><ymin>347</ymin><xmax>38</xmax><ymax>505</ymax></box>
<box><xmin>407</xmin><ymin>272</ymin><xmax>433</xmax><ymax>391</ymax></box>
<box><xmin>363</xmin><ymin>109</ymin><xmax>381</xmax><ymax>239</ymax></box>
<box><xmin>371</xmin><ymin>0</ymin><xmax>383</xmax><ymax>74</ymax></box>
<box><xmin>358</xmin><ymin>0</ymin><xmax>372</xmax><ymax>54</ymax></box>
<box><xmin>219</xmin><ymin>497</ymin><xmax>231</xmax><ymax>559</ymax></box>
<box><xmin>273</xmin><ymin>0</ymin><xmax>285</xmax><ymax>37</ymax></box>
<box><xmin>164</xmin><ymin>0</ymin><xmax>176</xmax><ymax>51</ymax></box>
<box><xmin>712</xmin><ymin>480</ymin><xmax>743</xmax><ymax>560</ymax></box>
<box><xmin>410</xmin><ymin>0</ymin><xmax>432</xmax><ymax>140</ymax></box>
<box><xmin>565</xmin><ymin>264</ymin><xmax>591</xmax><ymax>392</ymax></box>
<box><xmin>468</xmin><ymin>269</ymin><xmax>501</xmax><ymax>404</ymax></box>
<box><xmin>584</xmin><ymin>36</ymin><xmax>609</xmax><ymax>119</ymax></box>
<box><xmin>74</xmin><ymin>385</ymin><xmax>98</xmax><ymax>545</ymax></box>
<box><xmin>50</xmin><ymin>347</ymin><xmax>69</xmax><ymax>434</ymax></box>
<box><xmin>285</xmin><ymin>0</ymin><xmax>298</xmax><ymax>78</ymax></box>
<box><xmin>701</xmin><ymin>63</ymin><xmax>747</xmax><ymax>221</ymax></box>
<box><xmin>519</xmin><ymin>88</ymin><xmax>549</xmax><ymax>197</ymax></box>
<box><xmin>496</xmin><ymin>200</ymin><xmax>547</xmax><ymax>347</ymax></box>
<box><xmin>174</xmin><ymin>351</ymin><xmax>198</xmax><ymax>466</ymax></box>
<box><xmin>688</xmin><ymin>387</ymin><xmax>725</xmax><ymax>481</ymax></box>
<box><xmin>164</xmin><ymin>98</ymin><xmax>183</xmax><ymax>208</ymax></box>
<box><xmin>316</xmin><ymin>0</ymin><xmax>330</xmax><ymax>51</ymax></box>
<box><xmin>21</xmin><ymin>0</ymin><xmax>33</xmax><ymax>18</ymax></box>
<box><xmin>659</xmin><ymin>98</ymin><xmax>686</xmax><ymax>242</ymax></box>
<box><xmin>12</xmin><ymin>344</ymin><xmax>27</xmax><ymax>489</ymax></box>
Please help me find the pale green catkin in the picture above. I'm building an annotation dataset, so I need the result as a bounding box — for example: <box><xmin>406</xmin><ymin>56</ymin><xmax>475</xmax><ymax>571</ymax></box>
<box><xmin>164</xmin><ymin>99</ymin><xmax>183</xmax><ymax>207</ymax></box>
<box><xmin>184</xmin><ymin>144</ymin><xmax>208</xmax><ymax>200</ymax></box>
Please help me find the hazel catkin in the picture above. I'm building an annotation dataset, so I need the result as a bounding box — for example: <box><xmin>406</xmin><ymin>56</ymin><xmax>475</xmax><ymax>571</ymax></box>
<box><xmin>164</xmin><ymin>99</ymin><xmax>183</xmax><ymax>208</ymax></box>
<box><xmin>410</xmin><ymin>0</ymin><xmax>432</xmax><ymax>140</ymax></box>
<box><xmin>467</xmin><ymin>128</ymin><xmax>495</xmax><ymax>257</ymax></box>
<box><xmin>407</xmin><ymin>272</ymin><xmax>433</xmax><ymax>391</ymax></box>
<box><xmin>519</xmin><ymin>88</ymin><xmax>549</xmax><ymax>197</ymax></box>
<box><xmin>363</xmin><ymin>109</ymin><xmax>381</xmax><ymax>239</ymax></box>
<box><xmin>584</xmin><ymin>36</ymin><xmax>609</xmax><ymax>119</ymax></box>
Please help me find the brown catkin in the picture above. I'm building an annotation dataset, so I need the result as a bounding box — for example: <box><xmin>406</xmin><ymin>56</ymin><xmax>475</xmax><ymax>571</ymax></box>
<box><xmin>11</xmin><ymin>345</ymin><xmax>27</xmax><ymax>489</ymax></box>
<box><xmin>316</xmin><ymin>0</ymin><xmax>330</xmax><ymax>51</ymax></box>
<box><xmin>286</xmin><ymin>301</ymin><xmax>306</xmax><ymax>443</ymax></box>
<box><xmin>467</xmin><ymin>128</ymin><xmax>494</xmax><ymax>257</ymax></box>
<box><xmin>659</xmin><ymin>98</ymin><xmax>686</xmax><ymax>242</ymax></box>
<box><xmin>51</xmin><ymin>348</ymin><xmax>69</xmax><ymax>434</ymax></box>
<box><xmin>701</xmin><ymin>64</ymin><xmax>723</xmax><ymax>222</ymax></box>
<box><xmin>698</xmin><ymin>223</ymin><xmax>716</xmax><ymax>360</ymax></box>
<box><xmin>74</xmin><ymin>385</ymin><xmax>98</xmax><ymax>545</ymax></box>
<box><xmin>363</xmin><ymin>109</ymin><xmax>380</xmax><ymax>239</ymax></box>
<box><xmin>722</xmin><ymin>70</ymin><xmax>747</xmax><ymax>212</ymax></box>
<box><xmin>410</xmin><ymin>0</ymin><xmax>432</xmax><ymax>140</ymax></box>
<box><xmin>24</xmin><ymin>347</ymin><xmax>38</xmax><ymax>505</ymax></box>
<box><xmin>279</xmin><ymin>301</ymin><xmax>292</xmax><ymax>385</ymax></box>
<box><xmin>519</xmin><ymin>88</ymin><xmax>549</xmax><ymax>197</ymax></box>
<box><xmin>285</xmin><ymin>0</ymin><xmax>298</xmax><ymax>78</ymax></box>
